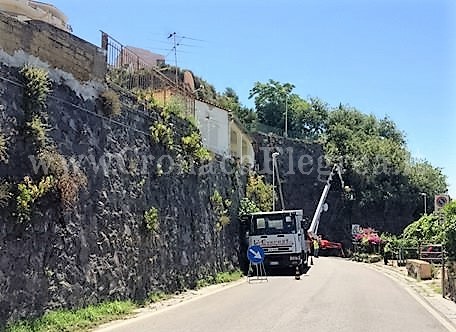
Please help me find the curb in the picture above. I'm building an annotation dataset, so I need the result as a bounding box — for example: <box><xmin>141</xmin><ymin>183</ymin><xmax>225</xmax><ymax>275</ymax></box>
<box><xmin>367</xmin><ymin>263</ymin><xmax>456</xmax><ymax>332</ymax></box>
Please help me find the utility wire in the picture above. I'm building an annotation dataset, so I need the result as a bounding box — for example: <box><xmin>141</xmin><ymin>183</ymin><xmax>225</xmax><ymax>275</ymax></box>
<box><xmin>0</xmin><ymin>75</ymin><xmax>152</xmax><ymax>137</ymax></box>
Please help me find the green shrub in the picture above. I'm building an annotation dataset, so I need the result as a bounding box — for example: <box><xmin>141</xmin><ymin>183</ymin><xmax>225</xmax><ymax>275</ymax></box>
<box><xmin>211</xmin><ymin>190</ymin><xmax>231</xmax><ymax>230</ymax></box>
<box><xmin>238</xmin><ymin>197</ymin><xmax>260</xmax><ymax>218</ymax></box>
<box><xmin>351</xmin><ymin>253</ymin><xmax>382</xmax><ymax>263</ymax></box>
<box><xmin>150</xmin><ymin>122</ymin><xmax>174</xmax><ymax>149</ymax></box>
<box><xmin>16</xmin><ymin>176</ymin><xmax>54</xmax><ymax>223</ymax></box>
<box><xmin>27</xmin><ymin>116</ymin><xmax>48</xmax><ymax>147</ymax></box>
<box><xmin>196</xmin><ymin>270</ymin><xmax>243</xmax><ymax>289</ymax></box>
<box><xmin>163</xmin><ymin>96</ymin><xmax>186</xmax><ymax>119</ymax></box>
<box><xmin>144</xmin><ymin>207</ymin><xmax>159</xmax><ymax>232</ymax></box>
<box><xmin>106</xmin><ymin>67</ymin><xmax>130</xmax><ymax>88</ymax></box>
<box><xmin>245</xmin><ymin>173</ymin><xmax>274</xmax><ymax>212</ymax></box>
<box><xmin>443</xmin><ymin>201</ymin><xmax>456</xmax><ymax>260</ymax></box>
<box><xmin>20</xmin><ymin>65</ymin><xmax>51</xmax><ymax>114</ymax></box>
<box><xmin>218</xmin><ymin>214</ymin><xmax>231</xmax><ymax>228</ymax></box>
<box><xmin>133</xmin><ymin>88</ymin><xmax>158</xmax><ymax>110</ymax></box>
<box><xmin>214</xmin><ymin>270</ymin><xmax>243</xmax><ymax>283</ymax></box>
<box><xmin>147</xmin><ymin>291</ymin><xmax>171</xmax><ymax>303</ymax></box>
<box><xmin>181</xmin><ymin>132</ymin><xmax>212</xmax><ymax>164</ymax></box>
<box><xmin>100</xmin><ymin>90</ymin><xmax>122</xmax><ymax>116</ymax></box>
<box><xmin>194</xmin><ymin>147</ymin><xmax>212</xmax><ymax>164</ymax></box>
<box><xmin>177</xmin><ymin>157</ymin><xmax>192</xmax><ymax>174</ymax></box>
<box><xmin>402</xmin><ymin>214</ymin><xmax>444</xmax><ymax>245</ymax></box>
<box><xmin>186</xmin><ymin>115</ymin><xmax>198</xmax><ymax>128</ymax></box>
<box><xmin>181</xmin><ymin>132</ymin><xmax>201</xmax><ymax>153</ymax></box>
<box><xmin>210</xmin><ymin>190</ymin><xmax>223</xmax><ymax>208</ymax></box>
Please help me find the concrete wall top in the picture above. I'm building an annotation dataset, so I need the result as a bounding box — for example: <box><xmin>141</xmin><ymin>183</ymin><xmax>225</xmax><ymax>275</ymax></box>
<box><xmin>0</xmin><ymin>11</ymin><xmax>106</xmax><ymax>82</ymax></box>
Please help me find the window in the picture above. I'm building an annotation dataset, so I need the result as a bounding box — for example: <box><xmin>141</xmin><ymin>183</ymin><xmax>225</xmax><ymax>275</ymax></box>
<box><xmin>250</xmin><ymin>213</ymin><xmax>296</xmax><ymax>235</ymax></box>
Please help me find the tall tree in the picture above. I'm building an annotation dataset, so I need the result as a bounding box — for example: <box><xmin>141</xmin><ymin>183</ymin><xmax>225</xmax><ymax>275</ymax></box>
<box><xmin>324</xmin><ymin>105</ymin><xmax>419</xmax><ymax>205</ymax></box>
<box><xmin>217</xmin><ymin>87</ymin><xmax>257</xmax><ymax>130</ymax></box>
<box><xmin>407</xmin><ymin>159</ymin><xmax>447</xmax><ymax>198</ymax></box>
<box><xmin>249</xmin><ymin>79</ymin><xmax>294</xmax><ymax>130</ymax></box>
<box><xmin>289</xmin><ymin>97</ymin><xmax>329</xmax><ymax>140</ymax></box>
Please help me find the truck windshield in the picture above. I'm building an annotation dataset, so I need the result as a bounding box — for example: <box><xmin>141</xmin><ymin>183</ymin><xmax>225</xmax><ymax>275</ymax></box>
<box><xmin>250</xmin><ymin>214</ymin><xmax>296</xmax><ymax>235</ymax></box>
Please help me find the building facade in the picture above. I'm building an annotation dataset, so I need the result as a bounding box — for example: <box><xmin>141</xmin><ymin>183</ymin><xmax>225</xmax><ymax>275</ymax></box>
<box><xmin>195</xmin><ymin>100</ymin><xmax>230</xmax><ymax>156</ymax></box>
<box><xmin>194</xmin><ymin>100</ymin><xmax>254</xmax><ymax>165</ymax></box>
<box><xmin>0</xmin><ymin>0</ymin><xmax>69</xmax><ymax>31</ymax></box>
<box><xmin>229</xmin><ymin>116</ymin><xmax>255</xmax><ymax>166</ymax></box>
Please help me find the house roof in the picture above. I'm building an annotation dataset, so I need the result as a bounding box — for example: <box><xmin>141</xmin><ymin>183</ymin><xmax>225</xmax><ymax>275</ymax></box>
<box><xmin>124</xmin><ymin>46</ymin><xmax>165</xmax><ymax>67</ymax></box>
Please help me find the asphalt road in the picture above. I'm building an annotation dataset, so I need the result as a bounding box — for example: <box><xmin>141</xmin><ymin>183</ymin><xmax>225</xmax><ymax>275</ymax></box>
<box><xmin>99</xmin><ymin>258</ymin><xmax>449</xmax><ymax>332</ymax></box>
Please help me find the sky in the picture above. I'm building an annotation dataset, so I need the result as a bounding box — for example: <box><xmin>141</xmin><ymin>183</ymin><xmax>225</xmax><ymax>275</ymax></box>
<box><xmin>51</xmin><ymin>0</ymin><xmax>456</xmax><ymax>196</ymax></box>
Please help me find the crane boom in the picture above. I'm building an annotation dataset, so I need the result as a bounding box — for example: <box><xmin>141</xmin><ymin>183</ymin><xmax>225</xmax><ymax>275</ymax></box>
<box><xmin>307</xmin><ymin>164</ymin><xmax>344</xmax><ymax>239</ymax></box>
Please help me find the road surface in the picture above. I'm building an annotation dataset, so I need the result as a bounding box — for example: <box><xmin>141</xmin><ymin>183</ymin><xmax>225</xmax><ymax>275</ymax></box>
<box><xmin>99</xmin><ymin>258</ymin><xmax>450</xmax><ymax>332</ymax></box>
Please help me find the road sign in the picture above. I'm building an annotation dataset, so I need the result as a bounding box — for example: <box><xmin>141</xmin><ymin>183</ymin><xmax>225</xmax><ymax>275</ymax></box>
<box><xmin>434</xmin><ymin>194</ymin><xmax>450</xmax><ymax>211</ymax></box>
<box><xmin>247</xmin><ymin>245</ymin><xmax>265</xmax><ymax>264</ymax></box>
<box><xmin>351</xmin><ymin>224</ymin><xmax>360</xmax><ymax>236</ymax></box>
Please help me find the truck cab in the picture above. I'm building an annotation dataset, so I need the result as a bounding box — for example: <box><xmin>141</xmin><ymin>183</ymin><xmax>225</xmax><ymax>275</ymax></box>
<box><xmin>246</xmin><ymin>210</ymin><xmax>308</xmax><ymax>271</ymax></box>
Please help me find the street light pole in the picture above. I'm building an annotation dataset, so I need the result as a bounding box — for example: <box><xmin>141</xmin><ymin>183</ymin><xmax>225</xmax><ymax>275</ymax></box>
<box><xmin>420</xmin><ymin>193</ymin><xmax>427</xmax><ymax>215</ymax></box>
<box><xmin>272</xmin><ymin>152</ymin><xmax>279</xmax><ymax>211</ymax></box>
<box><xmin>284</xmin><ymin>95</ymin><xmax>288</xmax><ymax>138</ymax></box>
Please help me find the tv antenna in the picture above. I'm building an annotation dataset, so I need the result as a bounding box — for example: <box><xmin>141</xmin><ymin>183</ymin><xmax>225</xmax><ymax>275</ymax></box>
<box><xmin>167</xmin><ymin>32</ymin><xmax>179</xmax><ymax>86</ymax></box>
<box><xmin>167</xmin><ymin>32</ymin><xmax>206</xmax><ymax>86</ymax></box>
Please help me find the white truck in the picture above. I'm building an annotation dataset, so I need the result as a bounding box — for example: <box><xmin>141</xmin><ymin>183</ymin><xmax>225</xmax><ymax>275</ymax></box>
<box><xmin>244</xmin><ymin>163</ymin><xmax>346</xmax><ymax>272</ymax></box>
<box><xmin>246</xmin><ymin>209</ymin><xmax>309</xmax><ymax>272</ymax></box>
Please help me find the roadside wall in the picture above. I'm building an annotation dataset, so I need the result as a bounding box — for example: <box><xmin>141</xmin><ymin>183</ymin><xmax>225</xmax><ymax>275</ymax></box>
<box><xmin>0</xmin><ymin>64</ymin><xmax>245</xmax><ymax>325</ymax></box>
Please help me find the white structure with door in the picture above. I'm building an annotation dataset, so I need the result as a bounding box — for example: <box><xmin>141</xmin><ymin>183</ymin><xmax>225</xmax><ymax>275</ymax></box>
<box><xmin>194</xmin><ymin>99</ymin><xmax>254</xmax><ymax>166</ymax></box>
<box><xmin>195</xmin><ymin>100</ymin><xmax>230</xmax><ymax>156</ymax></box>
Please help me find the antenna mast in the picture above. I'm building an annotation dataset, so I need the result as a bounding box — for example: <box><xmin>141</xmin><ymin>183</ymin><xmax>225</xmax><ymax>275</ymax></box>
<box><xmin>168</xmin><ymin>32</ymin><xmax>178</xmax><ymax>86</ymax></box>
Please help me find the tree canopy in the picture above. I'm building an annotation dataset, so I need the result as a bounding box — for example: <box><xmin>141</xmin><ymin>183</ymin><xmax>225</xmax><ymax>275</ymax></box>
<box><xmin>217</xmin><ymin>88</ymin><xmax>256</xmax><ymax>130</ymax></box>
<box><xmin>194</xmin><ymin>76</ymin><xmax>448</xmax><ymax>231</ymax></box>
<box><xmin>246</xmin><ymin>79</ymin><xmax>448</xmax><ymax>209</ymax></box>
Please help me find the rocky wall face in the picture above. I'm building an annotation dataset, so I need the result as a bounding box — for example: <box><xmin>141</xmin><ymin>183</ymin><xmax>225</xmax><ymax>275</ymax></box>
<box><xmin>0</xmin><ymin>65</ymin><xmax>245</xmax><ymax>324</ymax></box>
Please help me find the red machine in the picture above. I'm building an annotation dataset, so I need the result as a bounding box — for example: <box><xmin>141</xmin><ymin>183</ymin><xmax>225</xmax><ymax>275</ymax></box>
<box><xmin>320</xmin><ymin>238</ymin><xmax>342</xmax><ymax>250</ymax></box>
<box><xmin>319</xmin><ymin>237</ymin><xmax>344</xmax><ymax>256</ymax></box>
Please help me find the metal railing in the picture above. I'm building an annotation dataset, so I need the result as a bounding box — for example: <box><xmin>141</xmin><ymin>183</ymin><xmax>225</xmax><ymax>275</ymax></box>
<box><xmin>419</xmin><ymin>244</ymin><xmax>443</xmax><ymax>264</ymax></box>
<box><xmin>393</xmin><ymin>247</ymin><xmax>419</xmax><ymax>266</ymax></box>
<box><xmin>100</xmin><ymin>31</ymin><xmax>195</xmax><ymax>116</ymax></box>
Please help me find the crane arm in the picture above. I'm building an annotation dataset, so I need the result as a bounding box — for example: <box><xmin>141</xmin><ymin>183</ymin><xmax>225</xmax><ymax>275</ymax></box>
<box><xmin>307</xmin><ymin>164</ymin><xmax>343</xmax><ymax>239</ymax></box>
